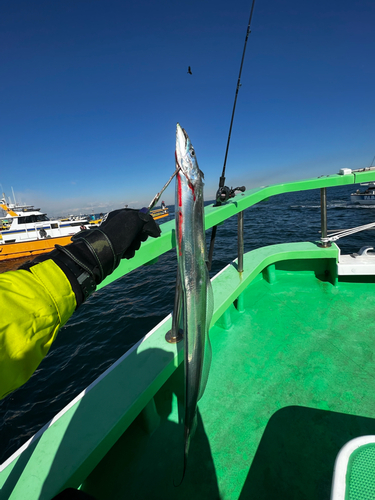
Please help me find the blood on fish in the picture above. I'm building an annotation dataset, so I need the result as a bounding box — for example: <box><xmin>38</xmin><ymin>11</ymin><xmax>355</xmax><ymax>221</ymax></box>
<box><xmin>177</xmin><ymin>173</ymin><xmax>183</xmax><ymax>207</ymax></box>
<box><xmin>178</xmin><ymin>210</ymin><xmax>183</xmax><ymax>256</ymax></box>
<box><xmin>188</xmin><ymin>181</ymin><xmax>196</xmax><ymax>201</ymax></box>
<box><xmin>177</xmin><ymin>172</ymin><xmax>184</xmax><ymax>255</ymax></box>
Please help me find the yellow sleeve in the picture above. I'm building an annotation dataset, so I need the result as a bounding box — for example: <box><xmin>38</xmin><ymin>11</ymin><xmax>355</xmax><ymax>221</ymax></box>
<box><xmin>0</xmin><ymin>259</ymin><xmax>76</xmax><ymax>399</ymax></box>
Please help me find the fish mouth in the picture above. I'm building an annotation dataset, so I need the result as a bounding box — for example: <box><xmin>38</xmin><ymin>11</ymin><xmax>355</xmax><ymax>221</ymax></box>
<box><xmin>175</xmin><ymin>123</ymin><xmax>188</xmax><ymax>173</ymax></box>
<box><xmin>176</xmin><ymin>123</ymin><xmax>187</xmax><ymax>152</ymax></box>
<box><xmin>181</xmin><ymin>127</ymin><xmax>188</xmax><ymax>141</ymax></box>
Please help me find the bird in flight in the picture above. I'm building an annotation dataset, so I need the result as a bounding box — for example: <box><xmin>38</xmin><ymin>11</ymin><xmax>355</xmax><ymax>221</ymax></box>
<box><xmin>187</xmin><ymin>66</ymin><xmax>192</xmax><ymax>75</ymax></box>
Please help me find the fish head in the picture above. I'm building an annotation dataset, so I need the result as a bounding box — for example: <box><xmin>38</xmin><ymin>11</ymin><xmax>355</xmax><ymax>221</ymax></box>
<box><xmin>175</xmin><ymin>123</ymin><xmax>204</xmax><ymax>185</ymax></box>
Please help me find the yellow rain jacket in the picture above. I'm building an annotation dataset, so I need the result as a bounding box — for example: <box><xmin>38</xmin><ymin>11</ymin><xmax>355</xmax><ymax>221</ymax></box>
<box><xmin>0</xmin><ymin>260</ymin><xmax>76</xmax><ymax>399</ymax></box>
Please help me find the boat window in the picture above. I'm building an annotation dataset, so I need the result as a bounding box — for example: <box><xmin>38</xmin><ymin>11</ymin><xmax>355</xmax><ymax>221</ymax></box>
<box><xmin>17</xmin><ymin>214</ymin><xmax>50</xmax><ymax>223</ymax></box>
<box><xmin>18</xmin><ymin>216</ymin><xmax>33</xmax><ymax>224</ymax></box>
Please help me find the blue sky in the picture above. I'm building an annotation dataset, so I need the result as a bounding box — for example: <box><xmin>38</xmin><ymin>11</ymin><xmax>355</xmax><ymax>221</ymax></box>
<box><xmin>1</xmin><ymin>0</ymin><xmax>374</xmax><ymax>216</ymax></box>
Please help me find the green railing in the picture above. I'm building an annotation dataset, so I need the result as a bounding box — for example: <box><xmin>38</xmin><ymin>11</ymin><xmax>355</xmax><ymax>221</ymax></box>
<box><xmin>98</xmin><ymin>169</ymin><xmax>375</xmax><ymax>291</ymax></box>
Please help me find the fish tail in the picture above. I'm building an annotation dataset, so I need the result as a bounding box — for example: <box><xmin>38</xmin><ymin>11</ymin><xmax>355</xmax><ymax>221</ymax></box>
<box><xmin>174</xmin><ymin>414</ymin><xmax>198</xmax><ymax>487</ymax></box>
<box><xmin>173</xmin><ymin>430</ymin><xmax>190</xmax><ymax>487</ymax></box>
<box><xmin>173</xmin><ymin>448</ymin><xmax>188</xmax><ymax>487</ymax></box>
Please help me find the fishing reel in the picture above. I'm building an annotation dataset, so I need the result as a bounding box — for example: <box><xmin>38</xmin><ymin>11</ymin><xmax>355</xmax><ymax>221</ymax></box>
<box><xmin>215</xmin><ymin>185</ymin><xmax>246</xmax><ymax>205</ymax></box>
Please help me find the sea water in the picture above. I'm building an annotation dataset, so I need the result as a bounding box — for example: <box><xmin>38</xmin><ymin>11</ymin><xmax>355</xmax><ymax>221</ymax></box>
<box><xmin>1</xmin><ymin>184</ymin><xmax>375</xmax><ymax>464</ymax></box>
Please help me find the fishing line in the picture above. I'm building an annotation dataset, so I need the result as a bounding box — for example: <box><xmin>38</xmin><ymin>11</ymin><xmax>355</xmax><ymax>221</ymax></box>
<box><xmin>207</xmin><ymin>0</ymin><xmax>256</xmax><ymax>271</ymax></box>
<box><xmin>219</xmin><ymin>0</ymin><xmax>256</xmax><ymax>192</ymax></box>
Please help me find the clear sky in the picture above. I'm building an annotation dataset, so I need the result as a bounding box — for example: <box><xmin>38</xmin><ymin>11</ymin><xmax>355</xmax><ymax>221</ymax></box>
<box><xmin>1</xmin><ymin>0</ymin><xmax>374</xmax><ymax>216</ymax></box>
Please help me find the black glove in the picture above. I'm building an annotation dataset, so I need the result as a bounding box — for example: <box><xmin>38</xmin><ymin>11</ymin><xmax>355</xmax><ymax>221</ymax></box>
<box><xmin>19</xmin><ymin>209</ymin><xmax>161</xmax><ymax>307</ymax></box>
<box><xmin>98</xmin><ymin>209</ymin><xmax>161</xmax><ymax>260</ymax></box>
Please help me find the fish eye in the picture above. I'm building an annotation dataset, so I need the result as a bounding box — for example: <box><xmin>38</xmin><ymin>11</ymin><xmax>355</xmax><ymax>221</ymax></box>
<box><xmin>190</xmin><ymin>148</ymin><xmax>195</xmax><ymax>157</ymax></box>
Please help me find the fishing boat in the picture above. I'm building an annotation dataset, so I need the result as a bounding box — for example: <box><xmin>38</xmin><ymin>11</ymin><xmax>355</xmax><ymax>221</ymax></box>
<box><xmin>0</xmin><ymin>198</ymin><xmax>88</xmax><ymax>262</ymax></box>
<box><xmin>350</xmin><ymin>182</ymin><xmax>375</xmax><ymax>204</ymax></box>
<box><xmin>150</xmin><ymin>205</ymin><xmax>169</xmax><ymax>220</ymax></box>
<box><xmin>86</xmin><ymin>218</ymin><xmax>102</xmax><ymax>227</ymax></box>
<box><xmin>80</xmin><ymin>206</ymin><xmax>169</xmax><ymax>230</ymax></box>
<box><xmin>2</xmin><ymin>167</ymin><xmax>375</xmax><ymax>499</ymax></box>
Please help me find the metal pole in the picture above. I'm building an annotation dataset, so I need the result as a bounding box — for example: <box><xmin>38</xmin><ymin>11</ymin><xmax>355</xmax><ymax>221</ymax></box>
<box><xmin>320</xmin><ymin>188</ymin><xmax>330</xmax><ymax>247</ymax></box>
<box><xmin>238</xmin><ymin>211</ymin><xmax>244</xmax><ymax>272</ymax></box>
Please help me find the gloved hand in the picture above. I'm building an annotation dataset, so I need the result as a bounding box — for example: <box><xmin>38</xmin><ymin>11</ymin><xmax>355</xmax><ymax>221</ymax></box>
<box><xmin>59</xmin><ymin>207</ymin><xmax>161</xmax><ymax>284</ymax></box>
<box><xmin>98</xmin><ymin>209</ymin><xmax>161</xmax><ymax>260</ymax></box>
<box><xmin>19</xmin><ymin>209</ymin><xmax>161</xmax><ymax>307</ymax></box>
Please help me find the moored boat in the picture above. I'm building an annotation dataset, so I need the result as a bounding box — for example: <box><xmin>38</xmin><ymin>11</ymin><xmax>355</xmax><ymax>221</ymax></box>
<box><xmin>2</xmin><ymin>168</ymin><xmax>375</xmax><ymax>499</ymax></box>
<box><xmin>0</xmin><ymin>198</ymin><xmax>88</xmax><ymax>262</ymax></box>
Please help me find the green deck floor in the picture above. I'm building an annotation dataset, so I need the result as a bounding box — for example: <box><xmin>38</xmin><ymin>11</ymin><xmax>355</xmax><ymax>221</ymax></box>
<box><xmin>83</xmin><ymin>266</ymin><xmax>375</xmax><ymax>500</ymax></box>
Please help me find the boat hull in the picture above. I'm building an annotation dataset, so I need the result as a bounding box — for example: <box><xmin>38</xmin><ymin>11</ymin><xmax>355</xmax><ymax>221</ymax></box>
<box><xmin>0</xmin><ymin>235</ymin><xmax>73</xmax><ymax>261</ymax></box>
<box><xmin>150</xmin><ymin>208</ymin><xmax>169</xmax><ymax>220</ymax></box>
<box><xmin>350</xmin><ymin>193</ymin><xmax>375</xmax><ymax>204</ymax></box>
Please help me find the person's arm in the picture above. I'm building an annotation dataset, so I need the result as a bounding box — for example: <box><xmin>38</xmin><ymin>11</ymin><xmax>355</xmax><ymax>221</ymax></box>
<box><xmin>0</xmin><ymin>260</ymin><xmax>76</xmax><ymax>399</ymax></box>
<box><xmin>0</xmin><ymin>209</ymin><xmax>160</xmax><ymax>399</ymax></box>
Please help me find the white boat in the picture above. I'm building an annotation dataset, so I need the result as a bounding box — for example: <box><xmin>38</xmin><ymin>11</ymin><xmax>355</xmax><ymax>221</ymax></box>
<box><xmin>0</xmin><ymin>197</ymin><xmax>88</xmax><ymax>261</ymax></box>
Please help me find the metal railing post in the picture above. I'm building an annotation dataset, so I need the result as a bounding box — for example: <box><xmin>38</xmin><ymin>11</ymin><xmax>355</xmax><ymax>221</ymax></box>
<box><xmin>238</xmin><ymin>211</ymin><xmax>244</xmax><ymax>272</ymax></box>
<box><xmin>320</xmin><ymin>187</ymin><xmax>331</xmax><ymax>247</ymax></box>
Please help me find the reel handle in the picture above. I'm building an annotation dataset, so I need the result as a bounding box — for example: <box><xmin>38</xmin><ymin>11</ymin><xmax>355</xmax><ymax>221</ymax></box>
<box><xmin>215</xmin><ymin>185</ymin><xmax>246</xmax><ymax>204</ymax></box>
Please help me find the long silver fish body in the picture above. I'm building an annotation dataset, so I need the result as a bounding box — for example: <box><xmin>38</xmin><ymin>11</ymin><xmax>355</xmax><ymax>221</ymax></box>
<box><xmin>175</xmin><ymin>123</ymin><xmax>213</xmax><ymax>478</ymax></box>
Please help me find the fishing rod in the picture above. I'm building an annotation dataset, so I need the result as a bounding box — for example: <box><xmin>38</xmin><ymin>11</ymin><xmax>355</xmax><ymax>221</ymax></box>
<box><xmin>140</xmin><ymin>166</ymin><xmax>180</xmax><ymax>214</ymax></box>
<box><xmin>207</xmin><ymin>0</ymin><xmax>256</xmax><ymax>270</ymax></box>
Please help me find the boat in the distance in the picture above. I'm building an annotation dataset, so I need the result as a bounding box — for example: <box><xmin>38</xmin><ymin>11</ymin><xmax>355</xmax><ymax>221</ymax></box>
<box><xmin>150</xmin><ymin>207</ymin><xmax>169</xmax><ymax>220</ymax></box>
<box><xmin>82</xmin><ymin>203</ymin><xmax>170</xmax><ymax>229</ymax></box>
<box><xmin>0</xmin><ymin>197</ymin><xmax>88</xmax><ymax>261</ymax></box>
<box><xmin>350</xmin><ymin>182</ymin><xmax>375</xmax><ymax>204</ymax></box>
<box><xmin>150</xmin><ymin>200</ymin><xmax>169</xmax><ymax>220</ymax></box>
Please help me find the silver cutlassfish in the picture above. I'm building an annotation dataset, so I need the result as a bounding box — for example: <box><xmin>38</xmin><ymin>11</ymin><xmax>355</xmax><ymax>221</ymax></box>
<box><xmin>174</xmin><ymin>123</ymin><xmax>213</xmax><ymax>480</ymax></box>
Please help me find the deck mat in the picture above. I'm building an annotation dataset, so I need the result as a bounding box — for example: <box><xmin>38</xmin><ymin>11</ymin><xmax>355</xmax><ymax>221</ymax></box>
<box><xmin>84</xmin><ymin>272</ymin><xmax>375</xmax><ymax>500</ymax></box>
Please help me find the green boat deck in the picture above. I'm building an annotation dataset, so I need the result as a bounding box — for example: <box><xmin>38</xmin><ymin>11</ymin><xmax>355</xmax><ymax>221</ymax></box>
<box><xmin>80</xmin><ymin>244</ymin><xmax>375</xmax><ymax>500</ymax></box>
